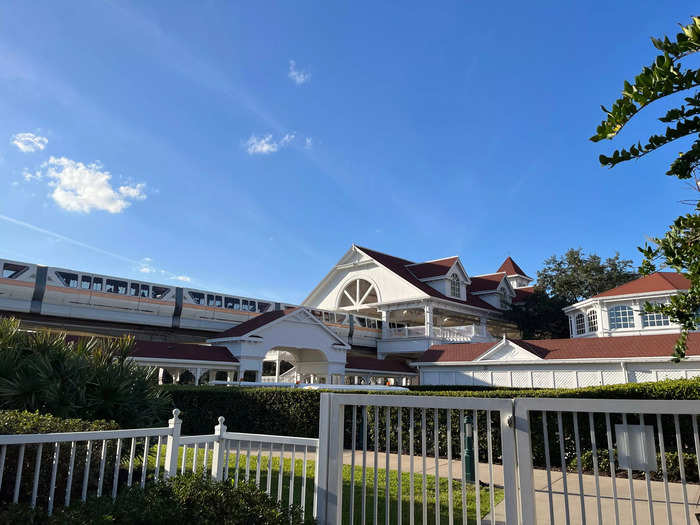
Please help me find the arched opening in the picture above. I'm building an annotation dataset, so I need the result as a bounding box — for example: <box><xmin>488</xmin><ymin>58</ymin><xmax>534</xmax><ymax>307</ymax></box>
<box><xmin>338</xmin><ymin>278</ymin><xmax>380</xmax><ymax>317</ymax></box>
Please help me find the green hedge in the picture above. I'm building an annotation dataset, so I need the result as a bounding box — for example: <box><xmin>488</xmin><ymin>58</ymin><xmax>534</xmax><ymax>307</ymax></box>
<box><xmin>162</xmin><ymin>386</ymin><xmax>323</xmax><ymax>436</ymax></box>
<box><xmin>0</xmin><ymin>474</ymin><xmax>314</xmax><ymax>524</ymax></box>
<box><xmin>0</xmin><ymin>410</ymin><xmax>119</xmax><ymax>506</ymax></box>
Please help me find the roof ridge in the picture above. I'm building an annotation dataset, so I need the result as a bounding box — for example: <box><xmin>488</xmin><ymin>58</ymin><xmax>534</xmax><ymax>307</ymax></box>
<box><xmin>405</xmin><ymin>256</ymin><xmax>459</xmax><ymax>266</ymax></box>
<box><xmin>354</xmin><ymin>245</ymin><xmax>415</xmax><ymax>265</ymax></box>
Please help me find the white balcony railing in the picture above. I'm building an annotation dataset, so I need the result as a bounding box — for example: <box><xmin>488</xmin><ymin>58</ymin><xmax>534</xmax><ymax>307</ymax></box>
<box><xmin>387</xmin><ymin>324</ymin><xmax>488</xmax><ymax>342</ymax></box>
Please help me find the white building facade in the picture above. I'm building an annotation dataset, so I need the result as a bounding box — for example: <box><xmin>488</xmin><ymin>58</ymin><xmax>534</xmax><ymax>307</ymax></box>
<box><xmin>563</xmin><ymin>272</ymin><xmax>691</xmax><ymax>338</ymax></box>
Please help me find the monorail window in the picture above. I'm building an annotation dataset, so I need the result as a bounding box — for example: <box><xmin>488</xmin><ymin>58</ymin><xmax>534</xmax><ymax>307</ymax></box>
<box><xmin>57</xmin><ymin>271</ymin><xmax>79</xmax><ymax>288</ymax></box>
<box><xmin>2</xmin><ymin>263</ymin><xmax>28</xmax><ymax>279</ymax></box>
<box><xmin>189</xmin><ymin>292</ymin><xmax>204</xmax><ymax>305</ymax></box>
<box><xmin>356</xmin><ymin>317</ymin><xmax>367</xmax><ymax>327</ymax></box>
<box><xmin>80</xmin><ymin>276</ymin><xmax>91</xmax><ymax>289</ymax></box>
<box><xmin>229</xmin><ymin>298</ymin><xmax>241</xmax><ymax>310</ymax></box>
<box><xmin>312</xmin><ymin>310</ymin><xmax>323</xmax><ymax>321</ymax></box>
<box><xmin>224</xmin><ymin>297</ymin><xmax>235</xmax><ymax>309</ymax></box>
<box><xmin>92</xmin><ymin>278</ymin><xmax>103</xmax><ymax>291</ymax></box>
<box><xmin>242</xmin><ymin>299</ymin><xmax>255</xmax><ymax>312</ymax></box>
<box><xmin>368</xmin><ymin>319</ymin><xmax>378</xmax><ymax>329</ymax></box>
<box><xmin>151</xmin><ymin>286</ymin><xmax>169</xmax><ymax>300</ymax></box>
<box><xmin>335</xmin><ymin>313</ymin><xmax>347</xmax><ymax>324</ymax></box>
<box><xmin>258</xmin><ymin>302</ymin><xmax>271</xmax><ymax>313</ymax></box>
<box><xmin>207</xmin><ymin>294</ymin><xmax>215</xmax><ymax>307</ymax></box>
<box><xmin>323</xmin><ymin>312</ymin><xmax>333</xmax><ymax>323</ymax></box>
<box><xmin>215</xmin><ymin>295</ymin><xmax>222</xmax><ymax>308</ymax></box>
<box><xmin>140</xmin><ymin>284</ymin><xmax>149</xmax><ymax>298</ymax></box>
<box><xmin>129</xmin><ymin>283</ymin><xmax>139</xmax><ymax>296</ymax></box>
<box><xmin>105</xmin><ymin>279</ymin><xmax>127</xmax><ymax>294</ymax></box>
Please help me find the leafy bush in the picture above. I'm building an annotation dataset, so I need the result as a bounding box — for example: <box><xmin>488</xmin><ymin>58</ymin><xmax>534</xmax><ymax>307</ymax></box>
<box><xmin>0</xmin><ymin>317</ymin><xmax>171</xmax><ymax>427</ymax></box>
<box><xmin>0</xmin><ymin>474</ymin><xmax>314</xmax><ymax>524</ymax></box>
<box><xmin>571</xmin><ymin>448</ymin><xmax>699</xmax><ymax>483</ymax></box>
<box><xmin>0</xmin><ymin>410</ymin><xmax>119</xmax><ymax>506</ymax></box>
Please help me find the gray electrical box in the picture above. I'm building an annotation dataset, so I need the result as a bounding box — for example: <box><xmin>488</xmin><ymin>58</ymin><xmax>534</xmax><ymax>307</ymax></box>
<box><xmin>615</xmin><ymin>424</ymin><xmax>657</xmax><ymax>471</ymax></box>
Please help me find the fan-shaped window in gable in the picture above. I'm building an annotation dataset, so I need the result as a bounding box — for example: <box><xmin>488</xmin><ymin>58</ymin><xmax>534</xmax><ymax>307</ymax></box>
<box><xmin>338</xmin><ymin>279</ymin><xmax>379</xmax><ymax>315</ymax></box>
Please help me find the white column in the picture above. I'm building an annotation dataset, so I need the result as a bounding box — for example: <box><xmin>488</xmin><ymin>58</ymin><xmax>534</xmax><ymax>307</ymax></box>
<box><xmin>381</xmin><ymin>310</ymin><xmax>390</xmax><ymax>339</ymax></box>
<box><xmin>275</xmin><ymin>352</ymin><xmax>281</xmax><ymax>382</ymax></box>
<box><xmin>632</xmin><ymin>300</ymin><xmax>644</xmax><ymax>332</ymax></box>
<box><xmin>424</xmin><ymin>303</ymin><xmax>433</xmax><ymax>337</ymax></box>
<box><xmin>158</xmin><ymin>368</ymin><xmax>164</xmax><ymax>385</ymax></box>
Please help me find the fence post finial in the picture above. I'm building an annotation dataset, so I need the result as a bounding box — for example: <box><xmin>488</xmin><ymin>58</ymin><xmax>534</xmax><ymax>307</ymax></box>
<box><xmin>211</xmin><ymin>416</ymin><xmax>228</xmax><ymax>481</ymax></box>
<box><xmin>164</xmin><ymin>408</ymin><xmax>182</xmax><ymax>479</ymax></box>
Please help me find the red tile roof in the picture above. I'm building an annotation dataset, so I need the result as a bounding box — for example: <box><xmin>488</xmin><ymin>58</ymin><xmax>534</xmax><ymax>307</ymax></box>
<box><xmin>407</xmin><ymin>257</ymin><xmax>459</xmax><ymax>279</ymax></box>
<box><xmin>469</xmin><ymin>273</ymin><xmax>505</xmax><ymax>293</ymax></box>
<box><xmin>497</xmin><ymin>256</ymin><xmax>529</xmax><ymax>277</ymax></box>
<box><xmin>354</xmin><ymin>246</ymin><xmax>499</xmax><ymax>311</ymax></box>
<box><xmin>592</xmin><ymin>272</ymin><xmax>690</xmax><ymax>298</ymax></box>
<box><xmin>216</xmin><ymin>309</ymin><xmax>291</xmax><ymax>338</ymax></box>
<box><xmin>131</xmin><ymin>341</ymin><xmax>238</xmax><ymax>363</ymax></box>
<box><xmin>418</xmin><ymin>333</ymin><xmax>700</xmax><ymax>363</ymax></box>
<box><xmin>346</xmin><ymin>356</ymin><xmax>416</xmax><ymax>374</ymax></box>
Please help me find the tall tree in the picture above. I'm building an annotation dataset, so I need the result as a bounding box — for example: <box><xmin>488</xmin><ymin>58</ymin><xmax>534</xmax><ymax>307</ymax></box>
<box><xmin>591</xmin><ymin>16</ymin><xmax>700</xmax><ymax>360</ymax></box>
<box><xmin>537</xmin><ymin>249</ymin><xmax>637</xmax><ymax>305</ymax></box>
<box><xmin>505</xmin><ymin>248</ymin><xmax>636</xmax><ymax>339</ymax></box>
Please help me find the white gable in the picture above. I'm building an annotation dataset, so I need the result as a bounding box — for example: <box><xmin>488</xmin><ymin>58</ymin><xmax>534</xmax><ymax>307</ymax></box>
<box><xmin>303</xmin><ymin>246</ymin><xmax>430</xmax><ymax>309</ymax></box>
<box><xmin>475</xmin><ymin>339</ymin><xmax>542</xmax><ymax>362</ymax></box>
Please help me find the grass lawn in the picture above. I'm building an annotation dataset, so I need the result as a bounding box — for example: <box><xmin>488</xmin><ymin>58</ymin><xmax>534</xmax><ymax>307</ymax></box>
<box><xmin>148</xmin><ymin>445</ymin><xmax>503</xmax><ymax>524</ymax></box>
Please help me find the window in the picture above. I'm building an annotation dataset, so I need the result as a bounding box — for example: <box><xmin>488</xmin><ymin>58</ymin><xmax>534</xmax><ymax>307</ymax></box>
<box><xmin>257</xmin><ymin>302</ymin><xmax>271</xmax><ymax>313</ymax></box>
<box><xmin>129</xmin><ymin>283</ymin><xmax>139</xmax><ymax>296</ymax></box>
<box><xmin>575</xmin><ymin>313</ymin><xmax>586</xmax><ymax>335</ymax></box>
<box><xmin>140</xmin><ymin>284</ymin><xmax>149</xmax><ymax>298</ymax></box>
<box><xmin>80</xmin><ymin>276</ymin><xmax>92</xmax><ymax>289</ymax></box>
<box><xmin>356</xmin><ymin>317</ymin><xmax>367</xmax><ymax>328</ymax></box>
<box><xmin>207</xmin><ymin>294</ymin><xmax>215</xmax><ymax>307</ymax></box>
<box><xmin>323</xmin><ymin>312</ymin><xmax>333</xmax><ymax>323</ymax></box>
<box><xmin>215</xmin><ymin>295</ymin><xmax>222</xmax><ymax>308</ymax></box>
<box><xmin>450</xmin><ymin>274</ymin><xmax>461</xmax><ymax>298</ymax></box>
<box><xmin>642</xmin><ymin>305</ymin><xmax>671</xmax><ymax>327</ymax></box>
<box><xmin>608</xmin><ymin>305</ymin><xmax>635</xmax><ymax>329</ymax></box>
<box><xmin>151</xmin><ymin>286</ymin><xmax>169</xmax><ymax>300</ymax></box>
<box><xmin>92</xmin><ymin>278</ymin><xmax>103</xmax><ymax>291</ymax></box>
<box><xmin>105</xmin><ymin>279</ymin><xmax>127</xmax><ymax>294</ymax></box>
<box><xmin>338</xmin><ymin>279</ymin><xmax>379</xmax><ymax>310</ymax></box>
<box><xmin>587</xmin><ymin>310</ymin><xmax>598</xmax><ymax>332</ymax></box>
<box><xmin>224</xmin><ymin>297</ymin><xmax>235</xmax><ymax>309</ymax></box>
<box><xmin>2</xmin><ymin>263</ymin><xmax>28</xmax><ymax>279</ymax></box>
<box><xmin>56</xmin><ymin>271</ymin><xmax>79</xmax><ymax>288</ymax></box>
<box><xmin>242</xmin><ymin>299</ymin><xmax>255</xmax><ymax>312</ymax></box>
<box><xmin>189</xmin><ymin>292</ymin><xmax>204</xmax><ymax>305</ymax></box>
<box><xmin>335</xmin><ymin>313</ymin><xmax>347</xmax><ymax>324</ymax></box>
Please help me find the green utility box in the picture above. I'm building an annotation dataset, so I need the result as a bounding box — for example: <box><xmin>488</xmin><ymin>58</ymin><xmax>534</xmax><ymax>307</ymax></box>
<box><xmin>463</xmin><ymin>414</ymin><xmax>475</xmax><ymax>484</ymax></box>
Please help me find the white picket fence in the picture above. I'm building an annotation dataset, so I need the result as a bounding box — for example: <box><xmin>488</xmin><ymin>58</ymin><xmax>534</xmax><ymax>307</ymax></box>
<box><xmin>0</xmin><ymin>409</ymin><xmax>319</xmax><ymax>519</ymax></box>
<box><xmin>2</xmin><ymin>395</ymin><xmax>700</xmax><ymax>524</ymax></box>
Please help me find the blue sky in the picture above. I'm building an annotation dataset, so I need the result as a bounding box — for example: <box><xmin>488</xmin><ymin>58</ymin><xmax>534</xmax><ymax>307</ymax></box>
<box><xmin>1</xmin><ymin>2</ymin><xmax>698</xmax><ymax>303</ymax></box>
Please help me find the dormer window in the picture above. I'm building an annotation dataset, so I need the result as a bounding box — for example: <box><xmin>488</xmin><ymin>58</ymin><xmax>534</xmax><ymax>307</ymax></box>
<box><xmin>450</xmin><ymin>274</ymin><xmax>460</xmax><ymax>297</ymax></box>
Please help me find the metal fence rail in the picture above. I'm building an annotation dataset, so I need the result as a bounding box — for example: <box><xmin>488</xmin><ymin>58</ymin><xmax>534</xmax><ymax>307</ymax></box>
<box><xmin>316</xmin><ymin>393</ymin><xmax>519</xmax><ymax>525</ymax></box>
<box><xmin>515</xmin><ymin>398</ymin><xmax>700</xmax><ymax>525</ymax></box>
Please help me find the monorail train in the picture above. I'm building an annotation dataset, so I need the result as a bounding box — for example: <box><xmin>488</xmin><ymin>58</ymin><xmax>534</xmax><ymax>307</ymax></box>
<box><xmin>0</xmin><ymin>258</ymin><xmax>381</xmax><ymax>346</ymax></box>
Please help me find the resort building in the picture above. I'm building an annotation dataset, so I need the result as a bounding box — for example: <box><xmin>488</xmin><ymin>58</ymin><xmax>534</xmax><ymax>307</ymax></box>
<box><xmin>563</xmin><ymin>272</ymin><xmax>691</xmax><ymax>338</ymax></box>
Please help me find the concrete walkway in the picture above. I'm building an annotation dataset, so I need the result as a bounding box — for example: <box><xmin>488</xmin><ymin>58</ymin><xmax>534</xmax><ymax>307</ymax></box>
<box><xmin>340</xmin><ymin>450</ymin><xmax>700</xmax><ymax>524</ymax></box>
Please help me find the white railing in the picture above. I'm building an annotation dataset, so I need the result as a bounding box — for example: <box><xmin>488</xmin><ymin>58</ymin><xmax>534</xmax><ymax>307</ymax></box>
<box><xmin>315</xmin><ymin>392</ymin><xmax>519</xmax><ymax>524</ymax></box>
<box><xmin>387</xmin><ymin>324</ymin><xmax>487</xmax><ymax>341</ymax></box>
<box><xmin>0</xmin><ymin>420</ymin><xmax>174</xmax><ymax>515</ymax></box>
<box><xmin>260</xmin><ymin>367</ymin><xmax>297</xmax><ymax>383</ymax></box>
<box><xmin>515</xmin><ymin>398</ymin><xmax>700</xmax><ymax>525</ymax></box>
<box><xmin>388</xmin><ymin>325</ymin><xmax>427</xmax><ymax>338</ymax></box>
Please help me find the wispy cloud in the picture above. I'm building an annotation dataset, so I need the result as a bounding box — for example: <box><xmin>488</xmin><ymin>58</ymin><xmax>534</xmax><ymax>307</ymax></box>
<box><xmin>304</xmin><ymin>137</ymin><xmax>313</xmax><ymax>149</ymax></box>
<box><xmin>42</xmin><ymin>156</ymin><xmax>146</xmax><ymax>213</ymax></box>
<box><xmin>11</xmin><ymin>132</ymin><xmax>48</xmax><ymax>153</ymax></box>
<box><xmin>245</xmin><ymin>133</ymin><xmax>296</xmax><ymax>155</ymax></box>
<box><xmin>288</xmin><ymin>60</ymin><xmax>311</xmax><ymax>85</ymax></box>
<box><xmin>0</xmin><ymin>215</ymin><xmax>193</xmax><ymax>284</ymax></box>
<box><xmin>22</xmin><ymin>168</ymin><xmax>42</xmax><ymax>181</ymax></box>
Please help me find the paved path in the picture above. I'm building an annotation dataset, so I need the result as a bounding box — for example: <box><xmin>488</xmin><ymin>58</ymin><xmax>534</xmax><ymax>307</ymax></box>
<box><xmin>340</xmin><ymin>450</ymin><xmax>700</xmax><ymax>524</ymax></box>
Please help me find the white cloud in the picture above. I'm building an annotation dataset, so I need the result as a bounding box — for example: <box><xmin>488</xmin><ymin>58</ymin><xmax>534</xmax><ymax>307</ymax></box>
<box><xmin>246</xmin><ymin>134</ymin><xmax>278</xmax><ymax>155</ymax></box>
<box><xmin>43</xmin><ymin>156</ymin><xmax>146</xmax><ymax>213</ymax></box>
<box><xmin>22</xmin><ymin>169</ymin><xmax>42</xmax><ymax>181</ymax></box>
<box><xmin>288</xmin><ymin>60</ymin><xmax>311</xmax><ymax>85</ymax></box>
<box><xmin>174</xmin><ymin>275</ymin><xmax>191</xmax><ymax>282</ymax></box>
<box><xmin>245</xmin><ymin>133</ymin><xmax>297</xmax><ymax>155</ymax></box>
<box><xmin>11</xmin><ymin>132</ymin><xmax>48</xmax><ymax>153</ymax></box>
<box><xmin>304</xmin><ymin>137</ymin><xmax>313</xmax><ymax>149</ymax></box>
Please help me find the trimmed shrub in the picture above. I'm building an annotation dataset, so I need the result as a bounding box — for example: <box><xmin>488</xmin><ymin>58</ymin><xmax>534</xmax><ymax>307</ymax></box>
<box><xmin>0</xmin><ymin>410</ymin><xmax>119</xmax><ymax>507</ymax></box>
<box><xmin>0</xmin><ymin>474</ymin><xmax>314</xmax><ymax>524</ymax></box>
<box><xmin>571</xmin><ymin>449</ymin><xmax>699</xmax><ymax>483</ymax></box>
